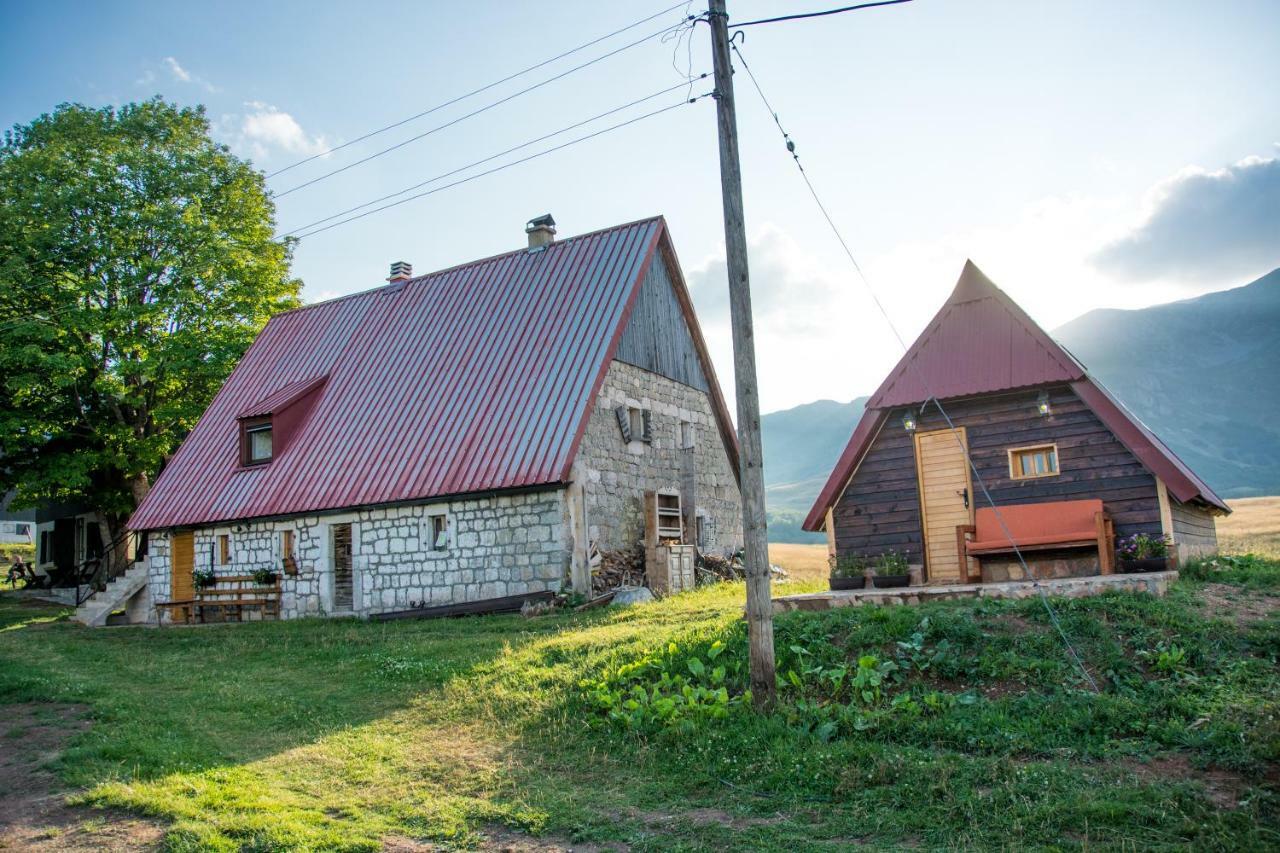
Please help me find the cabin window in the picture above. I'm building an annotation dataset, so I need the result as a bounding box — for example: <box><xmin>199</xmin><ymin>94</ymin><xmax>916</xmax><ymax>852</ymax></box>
<box><xmin>1009</xmin><ymin>444</ymin><xmax>1059</xmax><ymax>480</ymax></box>
<box><xmin>426</xmin><ymin>513</ymin><xmax>448</xmax><ymax>551</ymax></box>
<box><xmin>218</xmin><ymin>534</ymin><xmax>231</xmax><ymax>565</ymax></box>
<box><xmin>241</xmin><ymin>417</ymin><xmax>273</xmax><ymax>465</ymax></box>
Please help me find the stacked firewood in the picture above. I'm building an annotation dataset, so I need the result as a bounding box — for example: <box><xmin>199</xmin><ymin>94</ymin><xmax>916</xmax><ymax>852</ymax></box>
<box><xmin>696</xmin><ymin>551</ymin><xmax>789</xmax><ymax>586</ymax></box>
<box><xmin>591</xmin><ymin>546</ymin><xmax>646</xmax><ymax>595</ymax></box>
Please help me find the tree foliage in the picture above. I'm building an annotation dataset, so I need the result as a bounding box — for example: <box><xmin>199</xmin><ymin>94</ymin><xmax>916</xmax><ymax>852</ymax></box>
<box><xmin>0</xmin><ymin>99</ymin><xmax>300</xmax><ymax>542</ymax></box>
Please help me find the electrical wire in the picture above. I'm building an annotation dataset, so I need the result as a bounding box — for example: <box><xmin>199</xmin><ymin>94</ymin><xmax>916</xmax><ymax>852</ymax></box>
<box><xmin>730</xmin><ymin>42</ymin><xmax>1101</xmax><ymax>693</ymax></box>
<box><xmin>265</xmin><ymin>0</ymin><xmax>694</xmax><ymax>179</ymax></box>
<box><xmin>274</xmin><ymin>17</ymin><xmax>699</xmax><ymax>199</ymax></box>
<box><xmin>278</xmin><ymin>76</ymin><xmax>708</xmax><ymax>238</ymax></box>
<box><xmin>730</xmin><ymin>0</ymin><xmax>914</xmax><ymax>28</ymax></box>
<box><xmin>290</xmin><ymin>91</ymin><xmax>712</xmax><ymax>241</ymax></box>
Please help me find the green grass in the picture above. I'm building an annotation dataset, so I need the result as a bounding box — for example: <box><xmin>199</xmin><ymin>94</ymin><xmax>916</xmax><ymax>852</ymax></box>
<box><xmin>1</xmin><ymin>560</ymin><xmax>1278</xmax><ymax>851</ymax></box>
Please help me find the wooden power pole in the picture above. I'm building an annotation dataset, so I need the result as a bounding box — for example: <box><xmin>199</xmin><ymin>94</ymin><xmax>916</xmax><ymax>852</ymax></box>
<box><xmin>708</xmin><ymin>0</ymin><xmax>776</xmax><ymax>709</ymax></box>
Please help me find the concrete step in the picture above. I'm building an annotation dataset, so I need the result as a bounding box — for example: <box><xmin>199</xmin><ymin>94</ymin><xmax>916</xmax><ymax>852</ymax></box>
<box><xmin>73</xmin><ymin>565</ymin><xmax>149</xmax><ymax>627</ymax></box>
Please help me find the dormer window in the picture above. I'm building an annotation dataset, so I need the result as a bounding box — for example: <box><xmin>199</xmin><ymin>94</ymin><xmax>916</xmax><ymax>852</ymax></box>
<box><xmin>241</xmin><ymin>417</ymin><xmax>273</xmax><ymax>466</ymax></box>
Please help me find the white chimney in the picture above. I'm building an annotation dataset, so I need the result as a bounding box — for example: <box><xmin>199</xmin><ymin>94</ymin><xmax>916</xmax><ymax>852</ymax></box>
<box><xmin>525</xmin><ymin>214</ymin><xmax>556</xmax><ymax>250</ymax></box>
<box><xmin>387</xmin><ymin>260</ymin><xmax>413</xmax><ymax>282</ymax></box>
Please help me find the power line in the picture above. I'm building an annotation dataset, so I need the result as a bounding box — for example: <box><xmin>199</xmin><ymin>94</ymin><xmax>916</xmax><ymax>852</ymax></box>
<box><xmin>278</xmin><ymin>76</ymin><xmax>708</xmax><ymax>238</ymax></box>
<box><xmin>291</xmin><ymin>91</ymin><xmax>712</xmax><ymax>241</ymax></box>
<box><xmin>730</xmin><ymin>0</ymin><xmax>914</xmax><ymax>28</ymax></box>
<box><xmin>265</xmin><ymin>0</ymin><xmax>695</xmax><ymax>180</ymax></box>
<box><xmin>730</xmin><ymin>42</ymin><xmax>1100</xmax><ymax>694</ymax></box>
<box><xmin>273</xmin><ymin>16</ymin><xmax>701</xmax><ymax>198</ymax></box>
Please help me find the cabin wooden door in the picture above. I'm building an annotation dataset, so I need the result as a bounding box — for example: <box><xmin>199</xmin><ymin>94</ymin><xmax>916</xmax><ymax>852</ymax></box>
<box><xmin>171</xmin><ymin>531</ymin><xmax>195</xmax><ymax>601</ymax></box>
<box><xmin>914</xmin><ymin>428</ymin><xmax>976</xmax><ymax>583</ymax></box>
<box><xmin>332</xmin><ymin>524</ymin><xmax>353</xmax><ymax>611</ymax></box>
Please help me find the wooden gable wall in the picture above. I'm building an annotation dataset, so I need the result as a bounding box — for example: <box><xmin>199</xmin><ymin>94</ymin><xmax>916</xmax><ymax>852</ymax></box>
<box><xmin>831</xmin><ymin>385</ymin><xmax>1164</xmax><ymax>564</ymax></box>
<box><xmin>615</xmin><ymin>253</ymin><xmax>710</xmax><ymax>392</ymax></box>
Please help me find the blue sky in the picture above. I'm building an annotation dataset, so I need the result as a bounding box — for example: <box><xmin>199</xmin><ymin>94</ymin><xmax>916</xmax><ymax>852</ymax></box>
<box><xmin>2</xmin><ymin>0</ymin><xmax>1278</xmax><ymax>412</ymax></box>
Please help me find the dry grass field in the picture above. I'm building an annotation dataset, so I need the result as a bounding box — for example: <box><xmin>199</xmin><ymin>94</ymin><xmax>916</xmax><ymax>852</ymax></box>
<box><xmin>768</xmin><ymin>495</ymin><xmax>1280</xmax><ymax>585</ymax></box>
<box><xmin>1219</xmin><ymin>496</ymin><xmax>1280</xmax><ymax>558</ymax></box>
<box><xmin>768</xmin><ymin>541</ymin><xmax>829</xmax><ymax>583</ymax></box>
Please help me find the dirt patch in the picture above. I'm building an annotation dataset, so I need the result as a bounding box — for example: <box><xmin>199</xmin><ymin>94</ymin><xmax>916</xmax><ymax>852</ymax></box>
<box><xmin>1119</xmin><ymin>754</ymin><xmax>1252</xmax><ymax>810</ymax></box>
<box><xmin>0</xmin><ymin>702</ymin><xmax>166</xmax><ymax>851</ymax></box>
<box><xmin>1198</xmin><ymin>584</ymin><xmax>1280</xmax><ymax>626</ymax></box>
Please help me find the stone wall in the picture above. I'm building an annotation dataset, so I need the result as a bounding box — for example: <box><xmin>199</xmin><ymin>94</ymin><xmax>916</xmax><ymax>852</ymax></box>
<box><xmin>145</xmin><ymin>489</ymin><xmax>570</xmax><ymax>622</ymax></box>
<box><xmin>575</xmin><ymin>359</ymin><xmax>742</xmax><ymax>556</ymax></box>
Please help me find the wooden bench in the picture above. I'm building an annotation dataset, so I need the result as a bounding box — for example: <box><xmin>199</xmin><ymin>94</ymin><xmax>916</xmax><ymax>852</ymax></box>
<box><xmin>956</xmin><ymin>498</ymin><xmax>1116</xmax><ymax>581</ymax></box>
<box><xmin>157</xmin><ymin>574</ymin><xmax>281</xmax><ymax>624</ymax></box>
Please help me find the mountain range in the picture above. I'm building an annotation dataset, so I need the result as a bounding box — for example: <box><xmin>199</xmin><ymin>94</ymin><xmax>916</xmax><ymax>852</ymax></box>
<box><xmin>762</xmin><ymin>267</ymin><xmax>1280</xmax><ymax>542</ymax></box>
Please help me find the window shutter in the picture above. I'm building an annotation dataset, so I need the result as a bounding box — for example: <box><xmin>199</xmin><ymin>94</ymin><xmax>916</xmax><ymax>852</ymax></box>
<box><xmin>641</xmin><ymin>408</ymin><xmax>653</xmax><ymax>443</ymax></box>
<box><xmin>615</xmin><ymin>405</ymin><xmax>633</xmax><ymax>442</ymax></box>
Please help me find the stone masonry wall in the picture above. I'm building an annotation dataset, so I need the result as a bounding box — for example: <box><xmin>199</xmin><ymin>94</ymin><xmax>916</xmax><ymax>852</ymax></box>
<box><xmin>145</xmin><ymin>489</ymin><xmax>570</xmax><ymax>622</ymax></box>
<box><xmin>575</xmin><ymin>359</ymin><xmax>742</xmax><ymax>555</ymax></box>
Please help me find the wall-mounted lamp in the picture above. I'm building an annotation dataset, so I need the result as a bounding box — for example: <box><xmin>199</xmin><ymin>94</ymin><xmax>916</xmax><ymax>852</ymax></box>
<box><xmin>901</xmin><ymin>410</ymin><xmax>918</xmax><ymax>432</ymax></box>
<box><xmin>1036</xmin><ymin>390</ymin><xmax>1052</xmax><ymax>417</ymax></box>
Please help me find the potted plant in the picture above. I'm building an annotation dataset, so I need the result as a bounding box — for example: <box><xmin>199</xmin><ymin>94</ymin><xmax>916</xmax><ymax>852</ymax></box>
<box><xmin>251</xmin><ymin>566</ymin><xmax>280</xmax><ymax>586</ymax></box>
<box><xmin>1117</xmin><ymin>533</ymin><xmax>1172</xmax><ymax>573</ymax></box>
<box><xmin>193</xmin><ymin>566</ymin><xmax>217</xmax><ymax>590</ymax></box>
<box><xmin>871</xmin><ymin>551</ymin><xmax>911</xmax><ymax>588</ymax></box>
<box><xmin>830</xmin><ymin>554</ymin><xmax>867</xmax><ymax>590</ymax></box>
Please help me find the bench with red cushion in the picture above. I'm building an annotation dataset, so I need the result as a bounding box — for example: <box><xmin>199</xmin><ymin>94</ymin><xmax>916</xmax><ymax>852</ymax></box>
<box><xmin>957</xmin><ymin>498</ymin><xmax>1115</xmax><ymax>576</ymax></box>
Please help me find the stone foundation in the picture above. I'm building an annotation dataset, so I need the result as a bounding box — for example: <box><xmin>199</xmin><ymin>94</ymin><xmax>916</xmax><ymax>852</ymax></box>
<box><xmin>980</xmin><ymin>552</ymin><xmax>1100</xmax><ymax>582</ymax></box>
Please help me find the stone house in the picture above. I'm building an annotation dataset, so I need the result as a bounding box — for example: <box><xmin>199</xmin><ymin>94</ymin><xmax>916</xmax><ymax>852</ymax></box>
<box><xmin>125</xmin><ymin>216</ymin><xmax>742</xmax><ymax>622</ymax></box>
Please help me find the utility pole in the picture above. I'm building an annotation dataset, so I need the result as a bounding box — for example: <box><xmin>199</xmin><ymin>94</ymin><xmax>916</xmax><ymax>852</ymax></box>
<box><xmin>708</xmin><ymin>0</ymin><xmax>776</xmax><ymax>709</ymax></box>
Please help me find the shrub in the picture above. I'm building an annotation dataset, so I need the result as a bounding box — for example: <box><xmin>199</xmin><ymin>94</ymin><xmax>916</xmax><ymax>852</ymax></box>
<box><xmin>1117</xmin><ymin>533</ymin><xmax>1170</xmax><ymax>561</ymax></box>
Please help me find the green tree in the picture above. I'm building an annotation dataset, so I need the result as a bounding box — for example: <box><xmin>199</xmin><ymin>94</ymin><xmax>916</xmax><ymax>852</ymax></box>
<box><xmin>0</xmin><ymin>99</ymin><xmax>300</xmax><ymax>555</ymax></box>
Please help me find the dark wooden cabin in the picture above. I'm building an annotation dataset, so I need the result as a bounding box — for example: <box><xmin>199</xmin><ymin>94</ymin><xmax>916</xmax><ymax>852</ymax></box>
<box><xmin>803</xmin><ymin>261</ymin><xmax>1229</xmax><ymax>584</ymax></box>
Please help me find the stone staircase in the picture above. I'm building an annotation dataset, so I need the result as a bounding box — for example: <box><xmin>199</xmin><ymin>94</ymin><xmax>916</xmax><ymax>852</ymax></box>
<box><xmin>72</xmin><ymin>563</ymin><xmax>150</xmax><ymax>627</ymax></box>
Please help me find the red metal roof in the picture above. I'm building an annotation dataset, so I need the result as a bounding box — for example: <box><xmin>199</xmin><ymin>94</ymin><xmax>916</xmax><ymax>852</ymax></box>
<box><xmin>131</xmin><ymin>216</ymin><xmax>735</xmax><ymax>530</ymax></box>
<box><xmin>868</xmin><ymin>260</ymin><xmax>1084</xmax><ymax>408</ymax></box>
<box><xmin>803</xmin><ymin>261</ymin><xmax>1229</xmax><ymax>530</ymax></box>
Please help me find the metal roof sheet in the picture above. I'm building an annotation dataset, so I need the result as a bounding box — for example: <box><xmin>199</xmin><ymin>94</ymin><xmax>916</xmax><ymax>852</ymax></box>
<box><xmin>803</xmin><ymin>261</ymin><xmax>1229</xmax><ymax>530</ymax></box>
<box><xmin>130</xmin><ymin>216</ymin><xmax>709</xmax><ymax>530</ymax></box>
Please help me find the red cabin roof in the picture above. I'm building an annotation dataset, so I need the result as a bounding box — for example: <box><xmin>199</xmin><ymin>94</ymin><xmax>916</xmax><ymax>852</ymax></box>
<box><xmin>130</xmin><ymin>216</ymin><xmax>736</xmax><ymax>530</ymax></box>
<box><xmin>803</xmin><ymin>261</ymin><xmax>1229</xmax><ymax>531</ymax></box>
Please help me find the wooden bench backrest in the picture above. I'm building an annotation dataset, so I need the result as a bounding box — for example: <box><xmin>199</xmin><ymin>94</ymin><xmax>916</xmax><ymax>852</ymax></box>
<box><xmin>973</xmin><ymin>498</ymin><xmax>1104</xmax><ymax>543</ymax></box>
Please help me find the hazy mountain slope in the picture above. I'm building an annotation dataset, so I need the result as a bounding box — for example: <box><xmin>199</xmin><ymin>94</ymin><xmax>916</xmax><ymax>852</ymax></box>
<box><xmin>760</xmin><ymin>268</ymin><xmax>1280</xmax><ymax>543</ymax></box>
<box><xmin>1054</xmin><ymin>267</ymin><xmax>1280</xmax><ymax>499</ymax></box>
<box><xmin>761</xmin><ymin>398</ymin><xmax>865</xmax><ymax>542</ymax></box>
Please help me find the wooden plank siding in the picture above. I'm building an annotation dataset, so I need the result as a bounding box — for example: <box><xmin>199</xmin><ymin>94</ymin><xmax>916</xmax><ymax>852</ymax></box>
<box><xmin>614</xmin><ymin>253</ymin><xmax>710</xmax><ymax>392</ymax></box>
<box><xmin>831</xmin><ymin>385</ymin><xmax>1163</xmax><ymax>567</ymax></box>
<box><xmin>1169</xmin><ymin>498</ymin><xmax>1219</xmax><ymax>560</ymax></box>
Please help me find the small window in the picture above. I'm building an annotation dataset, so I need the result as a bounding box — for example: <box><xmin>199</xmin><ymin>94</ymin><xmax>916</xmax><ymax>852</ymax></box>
<box><xmin>680</xmin><ymin>421</ymin><xmax>695</xmax><ymax>450</ymax></box>
<box><xmin>1009</xmin><ymin>444</ymin><xmax>1059</xmax><ymax>480</ymax></box>
<box><xmin>427</xmin><ymin>514</ymin><xmax>448</xmax><ymax>551</ymax></box>
<box><xmin>614</xmin><ymin>405</ymin><xmax>652</xmax><ymax>444</ymax></box>
<box><xmin>218</xmin><ymin>534</ymin><xmax>231</xmax><ymax>565</ymax></box>
<box><xmin>241</xmin><ymin>417</ymin><xmax>273</xmax><ymax>465</ymax></box>
<box><xmin>629</xmin><ymin>407</ymin><xmax>645</xmax><ymax>439</ymax></box>
<box><xmin>695</xmin><ymin>514</ymin><xmax>709</xmax><ymax>548</ymax></box>
<box><xmin>280</xmin><ymin>529</ymin><xmax>297</xmax><ymax>574</ymax></box>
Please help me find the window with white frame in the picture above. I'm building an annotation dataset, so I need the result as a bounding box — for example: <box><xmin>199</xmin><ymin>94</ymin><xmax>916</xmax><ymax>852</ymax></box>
<box><xmin>425</xmin><ymin>513</ymin><xmax>448</xmax><ymax>551</ymax></box>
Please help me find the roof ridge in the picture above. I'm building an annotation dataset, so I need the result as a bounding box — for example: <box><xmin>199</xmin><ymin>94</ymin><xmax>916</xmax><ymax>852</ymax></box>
<box><xmin>275</xmin><ymin>215</ymin><xmax>667</xmax><ymax>320</ymax></box>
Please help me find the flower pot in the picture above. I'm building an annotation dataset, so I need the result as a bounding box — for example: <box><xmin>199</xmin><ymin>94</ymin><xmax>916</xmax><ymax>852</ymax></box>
<box><xmin>1118</xmin><ymin>557</ymin><xmax>1170</xmax><ymax>574</ymax></box>
<box><xmin>872</xmin><ymin>574</ymin><xmax>910</xmax><ymax>589</ymax></box>
<box><xmin>830</xmin><ymin>576</ymin><xmax>866</xmax><ymax>591</ymax></box>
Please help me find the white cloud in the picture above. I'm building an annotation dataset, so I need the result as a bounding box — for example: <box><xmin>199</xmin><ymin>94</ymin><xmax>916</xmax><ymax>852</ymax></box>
<box><xmin>232</xmin><ymin>102</ymin><xmax>330</xmax><ymax>162</ymax></box>
<box><xmin>163</xmin><ymin>56</ymin><xmax>191</xmax><ymax>83</ymax></box>
<box><xmin>160</xmin><ymin>56</ymin><xmax>218</xmax><ymax>93</ymax></box>
<box><xmin>1092</xmin><ymin>153</ymin><xmax>1280</xmax><ymax>284</ymax></box>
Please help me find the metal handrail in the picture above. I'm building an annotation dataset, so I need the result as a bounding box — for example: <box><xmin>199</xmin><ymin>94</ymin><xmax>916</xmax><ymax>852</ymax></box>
<box><xmin>74</xmin><ymin>531</ymin><xmax>136</xmax><ymax>606</ymax></box>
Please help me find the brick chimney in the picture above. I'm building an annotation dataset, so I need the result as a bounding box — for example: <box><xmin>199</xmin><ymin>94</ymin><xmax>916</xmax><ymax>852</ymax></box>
<box><xmin>525</xmin><ymin>214</ymin><xmax>556</xmax><ymax>250</ymax></box>
<box><xmin>387</xmin><ymin>260</ymin><xmax>413</xmax><ymax>282</ymax></box>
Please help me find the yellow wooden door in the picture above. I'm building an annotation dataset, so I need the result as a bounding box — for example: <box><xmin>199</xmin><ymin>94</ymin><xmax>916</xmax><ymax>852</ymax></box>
<box><xmin>915</xmin><ymin>428</ymin><xmax>976</xmax><ymax>583</ymax></box>
<box><xmin>171</xmin><ymin>531</ymin><xmax>195</xmax><ymax>600</ymax></box>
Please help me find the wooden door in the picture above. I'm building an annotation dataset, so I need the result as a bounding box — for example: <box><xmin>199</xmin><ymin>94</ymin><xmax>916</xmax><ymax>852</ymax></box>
<box><xmin>914</xmin><ymin>428</ymin><xmax>976</xmax><ymax>583</ymax></box>
<box><xmin>171</xmin><ymin>531</ymin><xmax>195</xmax><ymax>601</ymax></box>
<box><xmin>332</xmin><ymin>524</ymin><xmax>353</xmax><ymax>610</ymax></box>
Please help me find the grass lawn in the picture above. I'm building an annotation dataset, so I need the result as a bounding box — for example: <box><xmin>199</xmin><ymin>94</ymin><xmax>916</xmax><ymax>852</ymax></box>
<box><xmin>1</xmin><ymin>550</ymin><xmax>1278</xmax><ymax>851</ymax></box>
